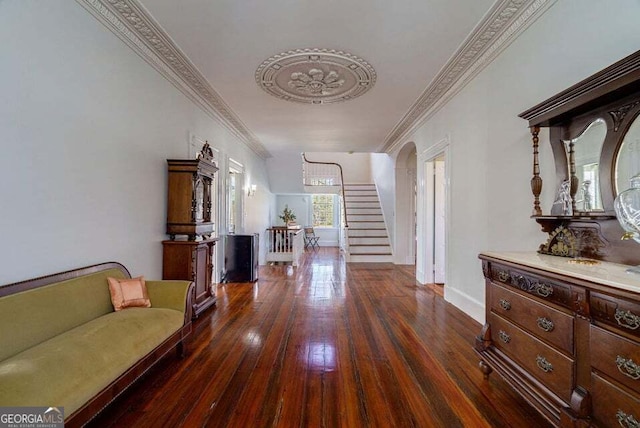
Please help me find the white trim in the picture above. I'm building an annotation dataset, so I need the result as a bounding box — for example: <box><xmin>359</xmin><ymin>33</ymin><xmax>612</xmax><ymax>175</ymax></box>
<box><xmin>421</xmin><ymin>161</ymin><xmax>435</xmax><ymax>284</ymax></box>
<box><xmin>228</xmin><ymin>158</ymin><xmax>244</xmax><ymax>173</ymax></box>
<box><xmin>380</xmin><ymin>0</ymin><xmax>557</xmax><ymax>153</ymax></box>
<box><xmin>444</xmin><ymin>286</ymin><xmax>485</xmax><ymax>325</ymax></box>
<box><xmin>420</xmin><ymin>135</ymin><xmax>450</xmax><ymax>161</ymax></box>
<box><xmin>417</xmin><ymin>137</ymin><xmax>451</xmax><ymax>289</ymax></box>
<box><xmin>226</xmin><ymin>157</ymin><xmax>245</xmax><ymax>234</ymax></box>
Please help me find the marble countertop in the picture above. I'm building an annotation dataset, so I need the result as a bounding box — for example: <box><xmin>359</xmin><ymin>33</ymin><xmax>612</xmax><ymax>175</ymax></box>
<box><xmin>480</xmin><ymin>251</ymin><xmax>640</xmax><ymax>294</ymax></box>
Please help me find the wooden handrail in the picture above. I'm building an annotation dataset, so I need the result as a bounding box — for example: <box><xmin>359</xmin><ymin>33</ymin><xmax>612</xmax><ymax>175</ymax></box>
<box><xmin>302</xmin><ymin>153</ymin><xmax>348</xmax><ymax>228</ymax></box>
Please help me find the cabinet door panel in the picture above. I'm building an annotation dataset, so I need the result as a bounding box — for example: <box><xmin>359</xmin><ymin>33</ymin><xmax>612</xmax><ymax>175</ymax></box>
<box><xmin>193</xmin><ymin>244</ymin><xmax>210</xmax><ymax>302</ymax></box>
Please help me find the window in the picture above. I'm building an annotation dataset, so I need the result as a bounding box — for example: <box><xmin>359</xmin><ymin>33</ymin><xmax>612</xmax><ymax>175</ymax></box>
<box><xmin>228</xmin><ymin>171</ymin><xmax>237</xmax><ymax>233</ymax></box>
<box><xmin>312</xmin><ymin>194</ymin><xmax>334</xmax><ymax>227</ymax></box>
<box><xmin>227</xmin><ymin>158</ymin><xmax>244</xmax><ymax>234</ymax></box>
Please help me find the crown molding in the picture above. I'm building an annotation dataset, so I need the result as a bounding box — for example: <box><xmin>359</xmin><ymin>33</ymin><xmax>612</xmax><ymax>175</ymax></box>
<box><xmin>75</xmin><ymin>0</ymin><xmax>271</xmax><ymax>159</ymax></box>
<box><xmin>379</xmin><ymin>0</ymin><xmax>557</xmax><ymax>154</ymax></box>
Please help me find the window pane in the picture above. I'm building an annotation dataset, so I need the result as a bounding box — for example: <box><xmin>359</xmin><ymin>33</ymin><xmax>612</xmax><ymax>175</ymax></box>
<box><xmin>312</xmin><ymin>194</ymin><xmax>334</xmax><ymax>227</ymax></box>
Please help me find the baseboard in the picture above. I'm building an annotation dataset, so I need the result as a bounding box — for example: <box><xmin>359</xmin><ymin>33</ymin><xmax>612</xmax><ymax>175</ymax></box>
<box><xmin>416</xmin><ymin>268</ymin><xmax>426</xmax><ymax>284</ymax></box>
<box><xmin>444</xmin><ymin>286</ymin><xmax>485</xmax><ymax>324</ymax></box>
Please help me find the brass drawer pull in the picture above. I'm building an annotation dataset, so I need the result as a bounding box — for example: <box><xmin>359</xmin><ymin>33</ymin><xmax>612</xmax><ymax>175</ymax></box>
<box><xmin>536</xmin><ymin>317</ymin><xmax>554</xmax><ymax>332</ymax></box>
<box><xmin>536</xmin><ymin>355</ymin><xmax>553</xmax><ymax>373</ymax></box>
<box><xmin>615</xmin><ymin>308</ymin><xmax>640</xmax><ymax>330</ymax></box>
<box><xmin>616</xmin><ymin>410</ymin><xmax>640</xmax><ymax>428</ymax></box>
<box><xmin>616</xmin><ymin>356</ymin><xmax>640</xmax><ymax>380</ymax></box>
<box><xmin>498</xmin><ymin>271</ymin><xmax>510</xmax><ymax>282</ymax></box>
<box><xmin>533</xmin><ymin>282</ymin><xmax>554</xmax><ymax>298</ymax></box>
<box><xmin>498</xmin><ymin>330</ymin><xmax>511</xmax><ymax>344</ymax></box>
<box><xmin>499</xmin><ymin>299</ymin><xmax>511</xmax><ymax>311</ymax></box>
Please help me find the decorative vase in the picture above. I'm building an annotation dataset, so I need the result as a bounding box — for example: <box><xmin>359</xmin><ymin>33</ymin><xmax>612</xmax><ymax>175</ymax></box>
<box><xmin>614</xmin><ymin>173</ymin><xmax>640</xmax><ymax>273</ymax></box>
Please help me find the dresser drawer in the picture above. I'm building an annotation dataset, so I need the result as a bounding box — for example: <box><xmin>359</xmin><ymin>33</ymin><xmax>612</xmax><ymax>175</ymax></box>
<box><xmin>591</xmin><ymin>325</ymin><xmax>640</xmax><ymax>395</ymax></box>
<box><xmin>591</xmin><ymin>372</ymin><xmax>640</xmax><ymax>428</ymax></box>
<box><xmin>488</xmin><ymin>262</ymin><xmax>577</xmax><ymax>312</ymax></box>
<box><xmin>490</xmin><ymin>312</ymin><xmax>575</xmax><ymax>401</ymax></box>
<box><xmin>490</xmin><ymin>282</ymin><xmax>574</xmax><ymax>354</ymax></box>
<box><xmin>591</xmin><ymin>291</ymin><xmax>640</xmax><ymax>340</ymax></box>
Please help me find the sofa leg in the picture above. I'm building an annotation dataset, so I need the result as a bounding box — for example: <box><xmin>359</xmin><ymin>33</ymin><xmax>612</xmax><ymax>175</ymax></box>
<box><xmin>176</xmin><ymin>341</ymin><xmax>186</xmax><ymax>359</ymax></box>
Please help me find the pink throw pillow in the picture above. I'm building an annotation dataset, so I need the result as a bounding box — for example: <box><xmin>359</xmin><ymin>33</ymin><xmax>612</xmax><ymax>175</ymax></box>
<box><xmin>107</xmin><ymin>276</ymin><xmax>151</xmax><ymax>311</ymax></box>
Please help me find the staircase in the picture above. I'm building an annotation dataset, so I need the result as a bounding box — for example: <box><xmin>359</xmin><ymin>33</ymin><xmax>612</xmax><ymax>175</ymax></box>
<box><xmin>344</xmin><ymin>184</ymin><xmax>393</xmax><ymax>262</ymax></box>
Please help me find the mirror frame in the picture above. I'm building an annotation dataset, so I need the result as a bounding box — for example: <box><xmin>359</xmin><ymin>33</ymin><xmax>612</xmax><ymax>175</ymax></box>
<box><xmin>519</xmin><ymin>49</ymin><xmax>640</xmax><ymax>265</ymax></box>
<box><xmin>613</xmin><ymin>109</ymin><xmax>640</xmax><ymax>195</ymax></box>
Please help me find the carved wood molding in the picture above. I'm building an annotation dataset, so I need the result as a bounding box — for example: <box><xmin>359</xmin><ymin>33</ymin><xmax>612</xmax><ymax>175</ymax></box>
<box><xmin>379</xmin><ymin>0</ymin><xmax>557</xmax><ymax>153</ymax></box>
<box><xmin>519</xmin><ymin>50</ymin><xmax>640</xmax><ymax>127</ymax></box>
<box><xmin>75</xmin><ymin>0</ymin><xmax>271</xmax><ymax>159</ymax></box>
<box><xmin>610</xmin><ymin>100</ymin><xmax>640</xmax><ymax>132</ymax></box>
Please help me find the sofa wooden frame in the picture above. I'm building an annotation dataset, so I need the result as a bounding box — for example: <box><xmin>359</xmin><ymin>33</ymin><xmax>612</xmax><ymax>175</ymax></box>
<box><xmin>0</xmin><ymin>262</ymin><xmax>194</xmax><ymax>428</ymax></box>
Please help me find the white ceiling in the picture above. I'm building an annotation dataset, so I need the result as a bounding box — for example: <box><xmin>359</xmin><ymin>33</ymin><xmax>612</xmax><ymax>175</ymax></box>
<box><xmin>137</xmin><ymin>0</ymin><xmax>495</xmax><ymax>154</ymax></box>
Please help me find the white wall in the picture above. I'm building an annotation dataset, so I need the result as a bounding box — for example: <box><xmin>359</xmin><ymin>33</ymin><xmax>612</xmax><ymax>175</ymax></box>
<box><xmin>397</xmin><ymin>0</ymin><xmax>640</xmax><ymax>323</ymax></box>
<box><xmin>370</xmin><ymin>153</ymin><xmax>396</xmax><ymax>246</ymax></box>
<box><xmin>267</xmin><ymin>152</ymin><xmax>305</xmax><ymax>194</ymax></box>
<box><xmin>275</xmin><ymin>195</ymin><xmax>311</xmax><ymax>227</ymax></box>
<box><xmin>0</xmin><ymin>1</ymin><xmax>272</xmax><ymax>284</ymax></box>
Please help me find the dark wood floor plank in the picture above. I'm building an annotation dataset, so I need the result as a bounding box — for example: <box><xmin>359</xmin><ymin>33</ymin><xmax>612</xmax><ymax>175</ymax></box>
<box><xmin>87</xmin><ymin>248</ymin><xmax>550</xmax><ymax>428</ymax></box>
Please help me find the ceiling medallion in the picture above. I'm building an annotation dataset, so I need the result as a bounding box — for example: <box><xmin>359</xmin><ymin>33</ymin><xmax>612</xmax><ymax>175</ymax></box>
<box><xmin>256</xmin><ymin>48</ymin><xmax>376</xmax><ymax>104</ymax></box>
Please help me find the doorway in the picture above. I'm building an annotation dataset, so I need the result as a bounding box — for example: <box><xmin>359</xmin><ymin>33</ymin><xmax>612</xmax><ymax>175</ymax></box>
<box><xmin>421</xmin><ymin>141</ymin><xmax>449</xmax><ymax>286</ymax></box>
<box><xmin>433</xmin><ymin>155</ymin><xmax>446</xmax><ymax>284</ymax></box>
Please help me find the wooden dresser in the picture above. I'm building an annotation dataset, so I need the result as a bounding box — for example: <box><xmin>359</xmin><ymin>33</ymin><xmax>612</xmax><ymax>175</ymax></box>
<box><xmin>477</xmin><ymin>252</ymin><xmax>640</xmax><ymax>427</ymax></box>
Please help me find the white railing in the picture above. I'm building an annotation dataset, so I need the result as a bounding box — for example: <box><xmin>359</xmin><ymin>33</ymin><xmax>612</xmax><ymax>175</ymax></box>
<box><xmin>265</xmin><ymin>228</ymin><xmax>304</xmax><ymax>266</ymax></box>
<box><xmin>302</xmin><ymin>162</ymin><xmax>341</xmax><ymax>186</ymax></box>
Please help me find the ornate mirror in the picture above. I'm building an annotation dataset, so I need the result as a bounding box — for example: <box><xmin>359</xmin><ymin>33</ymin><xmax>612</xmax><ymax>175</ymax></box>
<box><xmin>564</xmin><ymin>118</ymin><xmax>607</xmax><ymax>212</ymax></box>
<box><xmin>615</xmin><ymin>112</ymin><xmax>640</xmax><ymax>194</ymax></box>
<box><xmin>519</xmin><ymin>49</ymin><xmax>640</xmax><ymax>265</ymax></box>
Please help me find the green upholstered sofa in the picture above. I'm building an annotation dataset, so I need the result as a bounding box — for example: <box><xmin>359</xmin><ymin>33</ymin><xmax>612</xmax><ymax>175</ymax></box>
<box><xmin>0</xmin><ymin>262</ymin><xmax>194</xmax><ymax>427</ymax></box>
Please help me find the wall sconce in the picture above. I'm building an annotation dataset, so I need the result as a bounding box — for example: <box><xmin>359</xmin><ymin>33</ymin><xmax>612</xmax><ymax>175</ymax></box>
<box><xmin>247</xmin><ymin>184</ymin><xmax>257</xmax><ymax>197</ymax></box>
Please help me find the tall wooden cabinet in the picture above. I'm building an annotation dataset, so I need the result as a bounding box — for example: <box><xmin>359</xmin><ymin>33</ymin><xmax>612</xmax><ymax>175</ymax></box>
<box><xmin>163</xmin><ymin>142</ymin><xmax>218</xmax><ymax>318</ymax></box>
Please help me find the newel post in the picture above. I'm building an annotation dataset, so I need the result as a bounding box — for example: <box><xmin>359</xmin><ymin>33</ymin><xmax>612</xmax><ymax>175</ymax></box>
<box><xmin>530</xmin><ymin>126</ymin><xmax>543</xmax><ymax>216</ymax></box>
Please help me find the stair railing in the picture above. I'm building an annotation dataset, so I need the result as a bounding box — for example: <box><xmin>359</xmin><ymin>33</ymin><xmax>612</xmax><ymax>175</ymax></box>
<box><xmin>302</xmin><ymin>153</ymin><xmax>349</xmax><ymax>229</ymax></box>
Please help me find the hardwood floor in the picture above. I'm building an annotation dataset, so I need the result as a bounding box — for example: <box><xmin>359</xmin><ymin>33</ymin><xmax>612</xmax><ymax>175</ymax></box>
<box><xmin>89</xmin><ymin>248</ymin><xmax>549</xmax><ymax>427</ymax></box>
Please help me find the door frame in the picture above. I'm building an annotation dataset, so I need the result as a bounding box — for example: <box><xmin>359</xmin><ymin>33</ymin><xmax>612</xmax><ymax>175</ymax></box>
<box><xmin>394</xmin><ymin>143</ymin><xmax>417</xmax><ymax>265</ymax></box>
<box><xmin>417</xmin><ymin>137</ymin><xmax>450</xmax><ymax>286</ymax></box>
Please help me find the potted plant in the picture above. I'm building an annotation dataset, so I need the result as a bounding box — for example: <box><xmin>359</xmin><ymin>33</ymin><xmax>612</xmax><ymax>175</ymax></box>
<box><xmin>279</xmin><ymin>205</ymin><xmax>296</xmax><ymax>226</ymax></box>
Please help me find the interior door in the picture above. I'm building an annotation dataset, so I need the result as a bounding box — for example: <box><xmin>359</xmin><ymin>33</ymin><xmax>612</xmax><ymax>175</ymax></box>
<box><xmin>434</xmin><ymin>160</ymin><xmax>446</xmax><ymax>284</ymax></box>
